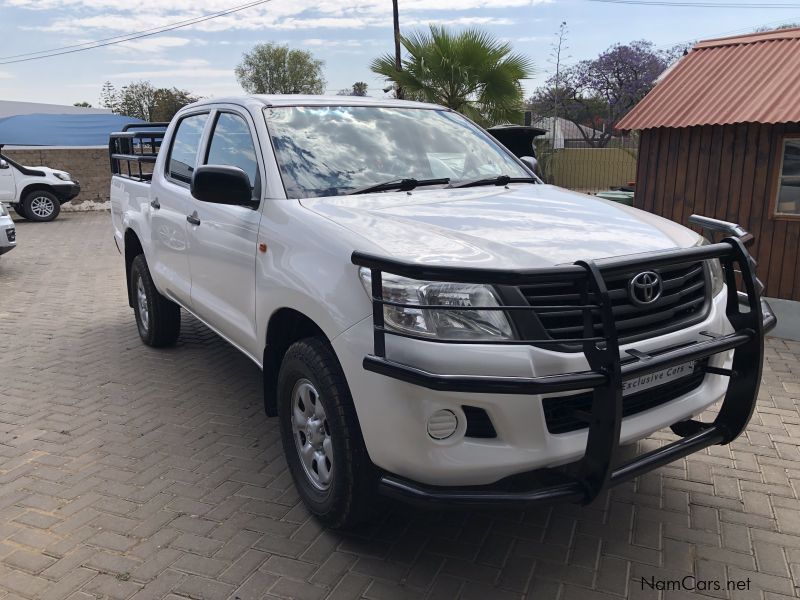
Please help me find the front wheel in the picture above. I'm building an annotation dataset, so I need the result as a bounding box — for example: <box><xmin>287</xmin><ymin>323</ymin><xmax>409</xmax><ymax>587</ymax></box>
<box><xmin>130</xmin><ymin>254</ymin><xmax>181</xmax><ymax>347</ymax></box>
<box><xmin>277</xmin><ymin>337</ymin><xmax>376</xmax><ymax>528</ymax></box>
<box><xmin>21</xmin><ymin>190</ymin><xmax>60</xmax><ymax>222</ymax></box>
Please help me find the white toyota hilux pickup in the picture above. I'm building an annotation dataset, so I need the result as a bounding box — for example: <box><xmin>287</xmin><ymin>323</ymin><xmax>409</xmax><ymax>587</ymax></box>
<box><xmin>110</xmin><ymin>95</ymin><xmax>775</xmax><ymax>528</ymax></box>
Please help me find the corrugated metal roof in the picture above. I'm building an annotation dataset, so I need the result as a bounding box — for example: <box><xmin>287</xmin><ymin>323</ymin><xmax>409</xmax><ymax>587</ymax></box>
<box><xmin>0</xmin><ymin>114</ymin><xmax>144</xmax><ymax>146</ymax></box>
<box><xmin>0</xmin><ymin>100</ymin><xmax>110</xmax><ymax>119</ymax></box>
<box><xmin>617</xmin><ymin>27</ymin><xmax>800</xmax><ymax>130</ymax></box>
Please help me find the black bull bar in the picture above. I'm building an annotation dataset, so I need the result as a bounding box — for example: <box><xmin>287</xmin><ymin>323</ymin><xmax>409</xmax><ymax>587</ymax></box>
<box><xmin>351</xmin><ymin>216</ymin><xmax>777</xmax><ymax>507</ymax></box>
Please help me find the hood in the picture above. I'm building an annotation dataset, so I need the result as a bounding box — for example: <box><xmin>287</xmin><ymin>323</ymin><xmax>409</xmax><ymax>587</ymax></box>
<box><xmin>37</xmin><ymin>166</ymin><xmax>70</xmax><ymax>179</ymax></box>
<box><xmin>300</xmin><ymin>185</ymin><xmax>701</xmax><ymax>269</ymax></box>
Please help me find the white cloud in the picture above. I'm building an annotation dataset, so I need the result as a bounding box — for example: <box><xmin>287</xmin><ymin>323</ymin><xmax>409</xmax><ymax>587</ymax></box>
<box><xmin>107</xmin><ymin>36</ymin><xmax>194</xmax><ymax>53</ymax></box>
<box><xmin>405</xmin><ymin>16</ymin><xmax>516</xmax><ymax>26</ymax></box>
<box><xmin>14</xmin><ymin>0</ymin><xmax>549</xmax><ymax>34</ymax></box>
<box><xmin>0</xmin><ymin>71</ymin><xmax>13</xmax><ymax>79</ymax></box>
<box><xmin>301</xmin><ymin>38</ymin><xmax>382</xmax><ymax>47</ymax></box>
<box><xmin>109</xmin><ymin>57</ymin><xmax>210</xmax><ymax>66</ymax></box>
<box><xmin>108</xmin><ymin>67</ymin><xmax>233</xmax><ymax>79</ymax></box>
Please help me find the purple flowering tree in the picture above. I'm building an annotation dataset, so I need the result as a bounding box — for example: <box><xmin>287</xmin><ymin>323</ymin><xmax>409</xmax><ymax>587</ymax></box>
<box><xmin>529</xmin><ymin>40</ymin><xmax>685</xmax><ymax>147</ymax></box>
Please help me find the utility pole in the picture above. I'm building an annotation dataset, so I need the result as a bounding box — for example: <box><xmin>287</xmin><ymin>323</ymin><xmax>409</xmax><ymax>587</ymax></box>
<box><xmin>392</xmin><ymin>0</ymin><xmax>404</xmax><ymax>99</ymax></box>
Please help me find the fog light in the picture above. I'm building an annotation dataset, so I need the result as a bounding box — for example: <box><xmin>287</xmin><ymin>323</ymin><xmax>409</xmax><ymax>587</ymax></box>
<box><xmin>427</xmin><ymin>409</ymin><xmax>458</xmax><ymax>440</ymax></box>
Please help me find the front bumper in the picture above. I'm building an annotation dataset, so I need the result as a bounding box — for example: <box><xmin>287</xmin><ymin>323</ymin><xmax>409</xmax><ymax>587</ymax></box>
<box><xmin>348</xmin><ymin>217</ymin><xmax>771</xmax><ymax>507</ymax></box>
<box><xmin>0</xmin><ymin>218</ymin><xmax>16</xmax><ymax>255</ymax></box>
<box><xmin>52</xmin><ymin>181</ymin><xmax>81</xmax><ymax>203</ymax></box>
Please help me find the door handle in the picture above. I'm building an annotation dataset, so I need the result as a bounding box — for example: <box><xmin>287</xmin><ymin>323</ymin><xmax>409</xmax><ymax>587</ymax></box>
<box><xmin>186</xmin><ymin>213</ymin><xmax>201</xmax><ymax>226</ymax></box>
<box><xmin>150</xmin><ymin>198</ymin><xmax>160</xmax><ymax>210</ymax></box>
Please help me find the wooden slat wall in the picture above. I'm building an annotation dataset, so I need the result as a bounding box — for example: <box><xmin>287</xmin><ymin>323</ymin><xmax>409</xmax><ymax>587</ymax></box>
<box><xmin>635</xmin><ymin>123</ymin><xmax>800</xmax><ymax>301</ymax></box>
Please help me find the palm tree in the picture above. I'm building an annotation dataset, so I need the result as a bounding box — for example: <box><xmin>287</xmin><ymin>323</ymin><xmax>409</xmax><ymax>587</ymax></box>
<box><xmin>371</xmin><ymin>26</ymin><xmax>534</xmax><ymax>125</ymax></box>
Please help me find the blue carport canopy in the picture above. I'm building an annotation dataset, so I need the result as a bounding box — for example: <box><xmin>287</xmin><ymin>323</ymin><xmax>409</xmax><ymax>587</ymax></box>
<box><xmin>0</xmin><ymin>113</ymin><xmax>145</xmax><ymax>146</ymax></box>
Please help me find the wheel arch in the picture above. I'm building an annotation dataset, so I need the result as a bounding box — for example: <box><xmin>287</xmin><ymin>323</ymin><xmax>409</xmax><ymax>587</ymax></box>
<box><xmin>124</xmin><ymin>228</ymin><xmax>145</xmax><ymax>308</ymax></box>
<box><xmin>263</xmin><ymin>307</ymin><xmax>329</xmax><ymax>417</ymax></box>
<box><xmin>19</xmin><ymin>183</ymin><xmax>58</xmax><ymax>203</ymax></box>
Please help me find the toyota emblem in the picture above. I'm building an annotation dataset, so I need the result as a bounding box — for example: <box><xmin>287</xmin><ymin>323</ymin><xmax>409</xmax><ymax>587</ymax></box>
<box><xmin>628</xmin><ymin>271</ymin><xmax>662</xmax><ymax>306</ymax></box>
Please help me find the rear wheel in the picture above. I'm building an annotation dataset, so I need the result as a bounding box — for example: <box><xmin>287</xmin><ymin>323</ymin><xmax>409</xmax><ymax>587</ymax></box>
<box><xmin>130</xmin><ymin>254</ymin><xmax>181</xmax><ymax>347</ymax></box>
<box><xmin>278</xmin><ymin>337</ymin><xmax>376</xmax><ymax>528</ymax></box>
<box><xmin>22</xmin><ymin>190</ymin><xmax>60</xmax><ymax>222</ymax></box>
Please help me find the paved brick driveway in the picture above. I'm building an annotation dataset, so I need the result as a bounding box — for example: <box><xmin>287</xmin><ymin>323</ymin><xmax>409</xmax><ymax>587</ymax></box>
<box><xmin>1</xmin><ymin>212</ymin><xmax>799</xmax><ymax>600</ymax></box>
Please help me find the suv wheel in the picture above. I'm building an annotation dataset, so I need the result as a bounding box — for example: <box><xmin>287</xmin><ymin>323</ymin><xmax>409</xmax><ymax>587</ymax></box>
<box><xmin>130</xmin><ymin>254</ymin><xmax>181</xmax><ymax>347</ymax></box>
<box><xmin>277</xmin><ymin>337</ymin><xmax>376</xmax><ymax>528</ymax></box>
<box><xmin>22</xmin><ymin>190</ymin><xmax>60</xmax><ymax>222</ymax></box>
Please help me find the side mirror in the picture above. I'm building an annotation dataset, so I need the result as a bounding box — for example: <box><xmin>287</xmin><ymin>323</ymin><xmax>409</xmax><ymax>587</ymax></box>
<box><xmin>520</xmin><ymin>156</ymin><xmax>538</xmax><ymax>174</ymax></box>
<box><xmin>191</xmin><ymin>165</ymin><xmax>255</xmax><ymax>207</ymax></box>
<box><xmin>0</xmin><ymin>159</ymin><xmax>9</xmax><ymax>169</ymax></box>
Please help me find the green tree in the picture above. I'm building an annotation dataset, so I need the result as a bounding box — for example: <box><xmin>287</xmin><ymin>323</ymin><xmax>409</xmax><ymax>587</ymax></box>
<box><xmin>235</xmin><ymin>42</ymin><xmax>326</xmax><ymax>95</ymax></box>
<box><xmin>152</xmin><ymin>87</ymin><xmax>200</xmax><ymax>121</ymax></box>
<box><xmin>112</xmin><ymin>81</ymin><xmax>198</xmax><ymax>121</ymax></box>
<box><xmin>99</xmin><ymin>81</ymin><xmax>118</xmax><ymax>112</ymax></box>
<box><xmin>73</xmin><ymin>101</ymin><xmax>92</xmax><ymax>108</ymax></box>
<box><xmin>337</xmin><ymin>81</ymin><xmax>369</xmax><ymax>96</ymax></box>
<box><xmin>371</xmin><ymin>26</ymin><xmax>534</xmax><ymax>125</ymax></box>
<box><xmin>116</xmin><ymin>81</ymin><xmax>158</xmax><ymax>121</ymax></box>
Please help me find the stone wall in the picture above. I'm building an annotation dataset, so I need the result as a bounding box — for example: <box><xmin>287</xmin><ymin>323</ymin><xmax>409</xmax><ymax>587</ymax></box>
<box><xmin>4</xmin><ymin>147</ymin><xmax>110</xmax><ymax>209</ymax></box>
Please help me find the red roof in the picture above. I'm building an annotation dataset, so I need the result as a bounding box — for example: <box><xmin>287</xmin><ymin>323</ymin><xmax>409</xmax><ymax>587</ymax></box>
<box><xmin>617</xmin><ymin>27</ymin><xmax>800</xmax><ymax>130</ymax></box>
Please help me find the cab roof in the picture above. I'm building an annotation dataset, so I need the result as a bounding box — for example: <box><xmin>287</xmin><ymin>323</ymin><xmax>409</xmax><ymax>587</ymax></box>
<box><xmin>189</xmin><ymin>95</ymin><xmax>445</xmax><ymax>111</ymax></box>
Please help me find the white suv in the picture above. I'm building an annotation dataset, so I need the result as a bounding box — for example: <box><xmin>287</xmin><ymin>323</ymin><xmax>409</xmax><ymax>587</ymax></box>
<box><xmin>0</xmin><ymin>148</ymin><xmax>80</xmax><ymax>221</ymax></box>
<box><xmin>110</xmin><ymin>96</ymin><xmax>775</xmax><ymax>528</ymax></box>
<box><xmin>0</xmin><ymin>202</ymin><xmax>15</xmax><ymax>257</ymax></box>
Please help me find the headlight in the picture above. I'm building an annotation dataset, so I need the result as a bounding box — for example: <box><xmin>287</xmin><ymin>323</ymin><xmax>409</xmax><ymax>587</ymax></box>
<box><xmin>697</xmin><ymin>236</ymin><xmax>725</xmax><ymax>297</ymax></box>
<box><xmin>53</xmin><ymin>171</ymin><xmax>71</xmax><ymax>182</ymax></box>
<box><xmin>358</xmin><ymin>267</ymin><xmax>514</xmax><ymax>341</ymax></box>
<box><xmin>708</xmin><ymin>256</ymin><xmax>724</xmax><ymax>297</ymax></box>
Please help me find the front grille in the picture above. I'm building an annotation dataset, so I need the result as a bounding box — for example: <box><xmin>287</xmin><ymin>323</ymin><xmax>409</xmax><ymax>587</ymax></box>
<box><xmin>5</xmin><ymin>228</ymin><xmax>15</xmax><ymax>243</ymax></box>
<box><xmin>543</xmin><ymin>364</ymin><xmax>707</xmax><ymax>434</ymax></box>
<box><xmin>519</xmin><ymin>262</ymin><xmax>708</xmax><ymax>349</ymax></box>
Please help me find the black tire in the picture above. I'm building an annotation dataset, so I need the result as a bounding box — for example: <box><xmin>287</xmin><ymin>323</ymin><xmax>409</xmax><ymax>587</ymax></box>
<box><xmin>12</xmin><ymin>203</ymin><xmax>29</xmax><ymax>220</ymax></box>
<box><xmin>278</xmin><ymin>337</ymin><xmax>376</xmax><ymax>529</ymax></box>
<box><xmin>130</xmin><ymin>254</ymin><xmax>181</xmax><ymax>347</ymax></box>
<box><xmin>21</xmin><ymin>190</ymin><xmax>60</xmax><ymax>222</ymax></box>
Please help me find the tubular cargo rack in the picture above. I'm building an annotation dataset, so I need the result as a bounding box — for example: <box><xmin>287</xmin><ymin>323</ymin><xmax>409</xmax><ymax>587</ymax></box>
<box><xmin>109</xmin><ymin>122</ymin><xmax>169</xmax><ymax>182</ymax></box>
<box><xmin>351</xmin><ymin>215</ymin><xmax>777</xmax><ymax>507</ymax></box>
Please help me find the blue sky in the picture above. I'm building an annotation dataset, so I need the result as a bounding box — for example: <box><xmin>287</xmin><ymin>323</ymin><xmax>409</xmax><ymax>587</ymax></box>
<box><xmin>1</xmin><ymin>0</ymin><xmax>799</xmax><ymax>107</ymax></box>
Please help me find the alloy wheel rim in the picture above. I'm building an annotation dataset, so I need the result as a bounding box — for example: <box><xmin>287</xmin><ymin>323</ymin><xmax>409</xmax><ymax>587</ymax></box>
<box><xmin>136</xmin><ymin>276</ymin><xmax>149</xmax><ymax>332</ymax></box>
<box><xmin>290</xmin><ymin>378</ymin><xmax>333</xmax><ymax>491</ymax></box>
<box><xmin>30</xmin><ymin>196</ymin><xmax>55</xmax><ymax>218</ymax></box>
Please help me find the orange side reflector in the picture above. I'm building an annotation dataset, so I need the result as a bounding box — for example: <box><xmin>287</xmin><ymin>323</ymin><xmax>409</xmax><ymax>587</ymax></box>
<box><xmin>258</xmin><ymin>242</ymin><xmax>268</xmax><ymax>253</ymax></box>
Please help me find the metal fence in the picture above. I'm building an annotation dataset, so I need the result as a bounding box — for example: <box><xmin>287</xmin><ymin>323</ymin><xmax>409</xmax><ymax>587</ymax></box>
<box><xmin>534</xmin><ymin>135</ymin><xmax>639</xmax><ymax>195</ymax></box>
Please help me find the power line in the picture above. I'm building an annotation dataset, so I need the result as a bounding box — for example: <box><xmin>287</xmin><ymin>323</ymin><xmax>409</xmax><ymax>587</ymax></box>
<box><xmin>1</xmin><ymin>0</ymin><xmax>272</xmax><ymax>61</ymax></box>
<box><xmin>589</xmin><ymin>0</ymin><xmax>800</xmax><ymax>7</ymax></box>
<box><xmin>0</xmin><ymin>0</ymin><xmax>274</xmax><ymax>65</ymax></box>
<box><xmin>532</xmin><ymin>15</ymin><xmax>800</xmax><ymax>81</ymax></box>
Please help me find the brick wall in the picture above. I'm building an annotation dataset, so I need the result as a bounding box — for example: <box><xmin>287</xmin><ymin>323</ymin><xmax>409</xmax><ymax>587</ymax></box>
<box><xmin>4</xmin><ymin>147</ymin><xmax>110</xmax><ymax>209</ymax></box>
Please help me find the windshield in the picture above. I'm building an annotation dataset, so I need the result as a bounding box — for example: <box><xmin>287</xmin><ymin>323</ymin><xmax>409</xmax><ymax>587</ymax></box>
<box><xmin>264</xmin><ymin>106</ymin><xmax>533</xmax><ymax>199</ymax></box>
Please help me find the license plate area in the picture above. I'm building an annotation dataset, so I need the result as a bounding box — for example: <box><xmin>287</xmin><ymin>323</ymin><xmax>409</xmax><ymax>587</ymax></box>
<box><xmin>542</xmin><ymin>359</ymin><xmax>708</xmax><ymax>434</ymax></box>
<box><xmin>622</xmin><ymin>361</ymin><xmax>697</xmax><ymax>397</ymax></box>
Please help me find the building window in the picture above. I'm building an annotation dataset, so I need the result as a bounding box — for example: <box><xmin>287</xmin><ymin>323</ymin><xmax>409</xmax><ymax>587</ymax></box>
<box><xmin>775</xmin><ymin>137</ymin><xmax>800</xmax><ymax>218</ymax></box>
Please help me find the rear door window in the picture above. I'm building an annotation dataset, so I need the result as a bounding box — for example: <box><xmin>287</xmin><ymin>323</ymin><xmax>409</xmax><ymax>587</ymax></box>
<box><xmin>167</xmin><ymin>113</ymin><xmax>209</xmax><ymax>184</ymax></box>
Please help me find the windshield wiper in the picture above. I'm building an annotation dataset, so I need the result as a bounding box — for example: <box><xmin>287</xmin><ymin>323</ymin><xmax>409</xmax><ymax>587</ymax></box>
<box><xmin>348</xmin><ymin>177</ymin><xmax>450</xmax><ymax>195</ymax></box>
<box><xmin>448</xmin><ymin>174</ymin><xmax>538</xmax><ymax>189</ymax></box>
